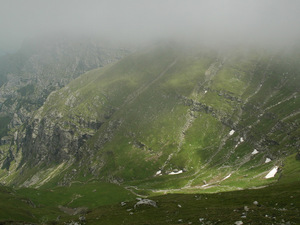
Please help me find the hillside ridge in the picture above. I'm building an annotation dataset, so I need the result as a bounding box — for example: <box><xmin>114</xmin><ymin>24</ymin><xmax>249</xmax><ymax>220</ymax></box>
<box><xmin>0</xmin><ymin>44</ymin><xmax>299</xmax><ymax>194</ymax></box>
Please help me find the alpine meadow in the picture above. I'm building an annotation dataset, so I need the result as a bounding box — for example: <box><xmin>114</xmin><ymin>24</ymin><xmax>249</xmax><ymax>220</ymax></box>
<box><xmin>0</xmin><ymin>1</ymin><xmax>300</xmax><ymax>224</ymax></box>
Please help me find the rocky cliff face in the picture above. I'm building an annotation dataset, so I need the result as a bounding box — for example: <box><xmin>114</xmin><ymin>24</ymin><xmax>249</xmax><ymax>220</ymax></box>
<box><xmin>0</xmin><ymin>37</ymin><xmax>131</xmax><ymax>185</ymax></box>
<box><xmin>0</xmin><ymin>44</ymin><xmax>299</xmax><ymax>190</ymax></box>
<box><xmin>0</xmin><ymin>36</ymin><xmax>130</xmax><ymax>140</ymax></box>
<box><xmin>19</xmin><ymin>104</ymin><xmax>104</xmax><ymax>166</ymax></box>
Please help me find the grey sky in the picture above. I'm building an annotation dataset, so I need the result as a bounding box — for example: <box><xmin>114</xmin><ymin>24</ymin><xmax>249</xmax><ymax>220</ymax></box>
<box><xmin>1</xmin><ymin>0</ymin><xmax>300</xmax><ymax>51</ymax></box>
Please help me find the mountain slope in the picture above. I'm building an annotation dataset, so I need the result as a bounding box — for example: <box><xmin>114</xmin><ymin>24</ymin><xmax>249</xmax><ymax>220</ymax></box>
<box><xmin>0</xmin><ymin>36</ymin><xmax>130</xmax><ymax>142</ymax></box>
<box><xmin>0</xmin><ymin>44</ymin><xmax>299</xmax><ymax>194</ymax></box>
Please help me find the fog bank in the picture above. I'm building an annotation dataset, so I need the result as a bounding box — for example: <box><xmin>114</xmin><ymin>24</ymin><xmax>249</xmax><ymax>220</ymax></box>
<box><xmin>1</xmin><ymin>0</ymin><xmax>300</xmax><ymax>51</ymax></box>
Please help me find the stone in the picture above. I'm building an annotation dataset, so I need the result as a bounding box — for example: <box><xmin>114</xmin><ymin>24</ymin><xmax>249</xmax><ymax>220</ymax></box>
<box><xmin>234</xmin><ymin>221</ymin><xmax>243</xmax><ymax>225</ymax></box>
<box><xmin>134</xmin><ymin>198</ymin><xmax>157</xmax><ymax>208</ymax></box>
<box><xmin>121</xmin><ymin>202</ymin><xmax>126</xmax><ymax>206</ymax></box>
<box><xmin>79</xmin><ymin>216</ymin><xmax>86</xmax><ymax>222</ymax></box>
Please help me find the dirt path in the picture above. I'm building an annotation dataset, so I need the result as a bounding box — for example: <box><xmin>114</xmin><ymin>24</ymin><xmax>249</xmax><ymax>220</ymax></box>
<box><xmin>125</xmin><ymin>186</ymin><xmax>148</xmax><ymax>198</ymax></box>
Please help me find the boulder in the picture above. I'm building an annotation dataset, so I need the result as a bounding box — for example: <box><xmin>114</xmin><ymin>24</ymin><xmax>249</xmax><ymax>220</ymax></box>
<box><xmin>134</xmin><ymin>198</ymin><xmax>157</xmax><ymax>208</ymax></box>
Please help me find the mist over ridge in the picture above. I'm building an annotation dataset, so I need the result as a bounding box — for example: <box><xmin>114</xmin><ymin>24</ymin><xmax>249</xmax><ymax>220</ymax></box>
<box><xmin>1</xmin><ymin>0</ymin><xmax>300</xmax><ymax>52</ymax></box>
<box><xmin>1</xmin><ymin>2</ymin><xmax>300</xmax><ymax>224</ymax></box>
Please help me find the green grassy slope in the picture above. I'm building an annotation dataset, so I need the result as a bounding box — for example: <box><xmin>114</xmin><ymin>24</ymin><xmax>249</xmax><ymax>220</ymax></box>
<box><xmin>0</xmin><ymin>43</ymin><xmax>299</xmax><ymax>224</ymax></box>
<box><xmin>0</xmin><ymin>181</ymin><xmax>135</xmax><ymax>224</ymax></box>
<box><xmin>0</xmin><ymin>153</ymin><xmax>298</xmax><ymax>224</ymax></box>
<box><xmin>65</xmin><ymin>153</ymin><xmax>300</xmax><ymax>225</ymax></box>
<box><xmin>2</xmin><ymin>44</ymin><xmax>298</xmax><ymax>194</ymax></box>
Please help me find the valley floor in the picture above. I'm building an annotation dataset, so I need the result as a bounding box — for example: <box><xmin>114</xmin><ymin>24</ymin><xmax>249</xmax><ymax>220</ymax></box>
<box><xmin>0</xmin><ymin>154</ymin><xmax>299</xmax><ymax>225</ymax></box>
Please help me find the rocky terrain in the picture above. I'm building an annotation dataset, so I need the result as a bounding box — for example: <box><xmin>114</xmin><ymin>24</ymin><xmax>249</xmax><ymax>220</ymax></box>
<box><xmin>0</xmin><ymin>36</ymin><xmax>130</xmax><ymax>140</ymax></box>
<box><xmin>0</xmin><ymin>37</ymin><xmax>131</xmax><ymax>179</ymax></box>
<box><xmin>0</xmin><ymin>41</ymin><xmax>299</xmax><ymax>224</ymax></box>
<box><xmin>0</xmin><ymin>43</ymin><xmax>299</xmax><ymax>188</ymax></box>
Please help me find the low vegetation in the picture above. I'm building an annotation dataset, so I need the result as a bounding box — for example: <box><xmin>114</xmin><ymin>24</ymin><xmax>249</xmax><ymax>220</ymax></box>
<box><xmin>0</xmin><ymin>43</ymin><xmax>299</xmax><ymax>224</ymax></box>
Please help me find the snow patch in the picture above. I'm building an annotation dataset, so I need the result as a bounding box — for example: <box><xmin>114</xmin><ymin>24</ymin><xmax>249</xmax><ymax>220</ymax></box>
<box><xmin>229</xmin><ymin>130</ymin><xmax>235</xmax><ymax>136</ymax></box>
<box><xmin>251</xmin><ymin>149</ymin><xmax>259</xmax><ymax>155</ymax></box>
<box><xmin>265</xmin><ymin>158</ymin><xmax>271</xmax><ymax>163</ymax></box>
<box><xmin>168</xmin><ymin>170</ymin><xmax>183</xmax><ymax>175</ymax></box>
<box><xmin>265</xmin><ymin>166</ymin><xmax>278</xmax><ymax>179</ymax></box>
<box><xmin>155</xmin><ymin>170</ymin><xmax>162</xmax><ymax>176</ymax></box>
<box><xmin>222</xmin><ymin>173</ymin><xmax>232</xmax><ymax>181</ymax></box>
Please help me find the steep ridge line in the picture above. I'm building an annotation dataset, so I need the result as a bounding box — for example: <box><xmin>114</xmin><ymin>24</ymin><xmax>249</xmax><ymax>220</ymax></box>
<box><xmin>228</xmin><ymin>59</ymin><xmax>297</xmax><ymax>168</ymax></box>
<box><xmin>192</xmin><ymin>56</ymin><xmax>239</xmax><ymax>168</ymax></box>
<box><xmin>209</xmin><ymin>56</ymin><xmax>274</xmax><ymax>168</ymax></box>
<box><xmin>182</xmin><ymin>58</ymin><xmax>235</xmax><ymax>188</ymax></box>
<box><xmin>184</xmin><ymin>55</ymin><xmax>273</xmax><ymax>188</ymax></box>
<box><xmin>203</xmin><ymin>55</ymin><xmax>294</xmax><ymax>184</ymax></box>
<box><xmin>160</xmin><ymin>58</ymin><xmax>225</xmax><ymax>175</ymax></box>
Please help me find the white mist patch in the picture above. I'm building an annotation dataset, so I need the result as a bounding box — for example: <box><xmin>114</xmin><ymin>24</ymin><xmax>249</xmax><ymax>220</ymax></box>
<box><xmin>168</xmin><ymin>170</ymin><xmax>183</xmax><ymax>175</ymax></box>
<box><xmin>251</xmin><ymin>149</ymin><xmax>259</xmax><ymax>155</ymax></box>
<box><xmin>265</xmin><ymin>158</ymin><xmax>271</xmax><ymax>163</ymax></box>
<box><xmin>265</xmin><ymin>166</ymin><xmax>278</xmax><ymax>179</ymax></box>
<box><xmin>229</xmin><ymin>130</ymin><xmax>235</xmax><ymax>136</ymax></box>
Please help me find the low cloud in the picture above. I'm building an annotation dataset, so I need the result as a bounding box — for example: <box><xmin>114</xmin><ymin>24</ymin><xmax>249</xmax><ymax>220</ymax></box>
<box><xmin>1</xmin><ymin>0</ymin><xmax>300</xmax><ymax>51</ymax></box>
